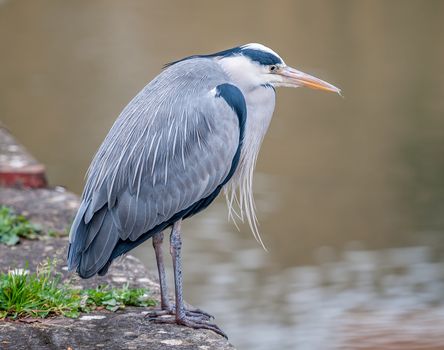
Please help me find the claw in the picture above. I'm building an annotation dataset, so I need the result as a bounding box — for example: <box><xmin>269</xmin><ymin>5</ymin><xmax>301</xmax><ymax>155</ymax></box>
<box><xmin>189</xmin><ymin>307</ymin><xmax>214</xmax><ymax>319</ymax></box>
<box><xmin>145</xmin><ymin>309</ymin><xmax>171</xmax><ymax>318</ymax></box>
<box><xmin>150</xmin><ymin>314</ymin><xmax>227</xmax><ymax>339</ymax></box>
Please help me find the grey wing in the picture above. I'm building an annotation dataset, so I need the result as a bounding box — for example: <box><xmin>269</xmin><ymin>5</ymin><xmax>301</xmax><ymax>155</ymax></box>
<box><xmin>68</xmin><ymin>69</ymin><xmax>243</xmax><ymax>278</ymax></box>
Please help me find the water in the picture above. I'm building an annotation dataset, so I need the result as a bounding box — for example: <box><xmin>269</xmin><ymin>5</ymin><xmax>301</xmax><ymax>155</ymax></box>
<box><xmin>1</xmin><ymin>1</ymin><xmax>444</xmax><ymax>348</ymax></box>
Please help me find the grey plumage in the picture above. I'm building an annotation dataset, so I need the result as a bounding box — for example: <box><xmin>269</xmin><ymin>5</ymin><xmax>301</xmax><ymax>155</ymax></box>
<box><xmin>68</xmin><ymin>59</ymin><xmax>240</xmax><ymax>277</ymax></box>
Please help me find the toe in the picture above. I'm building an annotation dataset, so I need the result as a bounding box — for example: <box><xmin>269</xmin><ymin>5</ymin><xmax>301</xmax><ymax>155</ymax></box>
<box><xmin>177</xmin><ymin>317</ymin><xmax>227</xmax><ymax>339</ymax></box>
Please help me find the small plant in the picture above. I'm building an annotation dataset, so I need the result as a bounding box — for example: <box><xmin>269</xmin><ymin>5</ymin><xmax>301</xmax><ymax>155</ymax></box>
<box><xmin>82</xmin><ymin>284</ymin><xmax>156</xmax><ymax>313</ymax></box>
<box><xmin>0</xmin><ymin>261</ymin><xmax>156</xmax><ymax>319</ymax></box>
<box><xmin>0</xmin><ymin>206</ymin><xmax>41</xmax><ymax>245</ymax></box>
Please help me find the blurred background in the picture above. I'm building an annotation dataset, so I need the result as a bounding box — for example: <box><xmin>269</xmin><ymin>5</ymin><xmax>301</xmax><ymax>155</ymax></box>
<box><xmin>1</xmin><ymin>0</ymin><xmax>444</xmax><ymax>349</ymax></box>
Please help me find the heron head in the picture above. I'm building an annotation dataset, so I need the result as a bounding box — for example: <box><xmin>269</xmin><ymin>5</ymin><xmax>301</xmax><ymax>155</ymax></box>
<box><xmin>217</xmin><ymin>43</ymin><xmax>341</xmax><ymax>94</ymax></box>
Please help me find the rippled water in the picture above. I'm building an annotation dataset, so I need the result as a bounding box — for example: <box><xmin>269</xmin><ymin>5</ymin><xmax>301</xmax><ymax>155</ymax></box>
<box><xmin>1</xmin><ymin>1</ymin><xmax>444</xmax><ymax>349</ymax></box>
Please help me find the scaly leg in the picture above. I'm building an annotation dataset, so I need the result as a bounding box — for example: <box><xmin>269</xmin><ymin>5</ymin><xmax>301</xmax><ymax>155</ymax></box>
<box><xmin>153</xmin><ymin>231</ymin><xmax>172</xmax><ymax>310</ymax></box>
<box><xmin>147</xmin><ymin>228</ymin><xmax>214</xmax><ymax>320</ymax></box>
<box><xmin>150</xmin><ymin>220</ymin><xmax>227</xmax><ymax>338</ymax></box>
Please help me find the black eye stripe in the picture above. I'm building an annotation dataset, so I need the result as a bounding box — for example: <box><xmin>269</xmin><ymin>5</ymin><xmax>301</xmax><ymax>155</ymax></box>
<box><xmin>240</xmin><ymin>49</ymin><xmax>283</xmax><ymax>66</ymax></box>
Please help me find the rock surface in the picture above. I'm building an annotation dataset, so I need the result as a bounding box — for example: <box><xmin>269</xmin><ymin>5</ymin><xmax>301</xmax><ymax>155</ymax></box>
<box><xmin>1</xmin><ymin>311</ymin><xmax>232</xmax><ymax>350</ymax></box>
<box><xmin>0</xmin><ymin>130</ymin><xmax>235</xmax><ymax>349</ymax></box>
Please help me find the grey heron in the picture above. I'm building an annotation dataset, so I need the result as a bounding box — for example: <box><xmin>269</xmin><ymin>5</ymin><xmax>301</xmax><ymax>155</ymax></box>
<box><xmin>67</xmin><ymin>43</ymin><xmax>340</xmax><ymax>337</ymax></box>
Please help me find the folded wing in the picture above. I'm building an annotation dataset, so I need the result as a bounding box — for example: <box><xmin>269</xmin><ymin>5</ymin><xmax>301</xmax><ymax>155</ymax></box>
<box><xmin>67</xmin><ymin>59</ymin><xmax>245</xmax><ymax>278</ymax></box>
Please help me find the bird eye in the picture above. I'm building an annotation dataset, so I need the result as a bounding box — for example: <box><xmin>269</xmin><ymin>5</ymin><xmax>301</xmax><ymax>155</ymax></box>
<box><xmin>270</xmin><ymin>65</ymin><xmax>278</xmax><ymax>72</ymax></box>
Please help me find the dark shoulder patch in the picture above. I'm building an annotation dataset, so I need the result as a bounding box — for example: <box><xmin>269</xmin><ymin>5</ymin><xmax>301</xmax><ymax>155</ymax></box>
<box><xmin>215</xmin><ymin>83</ymin><xmax>247</xmax><ymax>132</ymax></box>
<box><xmin>214</xmin><ymin>83</ymin><xmax>246</xmax><ymax>185</ymax></box>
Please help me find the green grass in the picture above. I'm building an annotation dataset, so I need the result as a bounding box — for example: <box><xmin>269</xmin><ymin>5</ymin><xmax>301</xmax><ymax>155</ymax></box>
<box><xmin>0</xmin><ymin>208</ymin><xmax>156</xmax><ymax>319</ymax></box>
<box><xmin>0</xmin><ymin>206</ymin><xmax>41</xmax><ymax>245</ymax></box>
<box><xmin>0</xmin><ymin>261</ymin><xmax>156</xmax><ymax>319</ymax></box>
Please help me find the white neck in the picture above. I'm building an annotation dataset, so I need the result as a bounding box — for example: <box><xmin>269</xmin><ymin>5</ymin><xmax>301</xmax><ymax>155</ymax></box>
<box><xmin>224</xmin><ymin>83</ymin><xmax>276</xmax><ymax>249</ymax></box>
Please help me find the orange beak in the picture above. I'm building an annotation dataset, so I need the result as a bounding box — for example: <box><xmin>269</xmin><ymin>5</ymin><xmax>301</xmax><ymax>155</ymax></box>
<box><xmin>279</xmin><ymin>66</ymin><xmax>341</xmax><ymax>94</ymax></box>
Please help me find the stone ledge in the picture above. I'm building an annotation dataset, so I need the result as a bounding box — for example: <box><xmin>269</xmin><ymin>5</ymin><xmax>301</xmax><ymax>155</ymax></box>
<box><xmin>0</xmin><ymin>127</ymin><xmax>47</xmax><ymax>188</ymax></box>
<box><xmin>1</xmin><ymin>310</ymin><xmax>231</xmax><ymax>350</ymax></box>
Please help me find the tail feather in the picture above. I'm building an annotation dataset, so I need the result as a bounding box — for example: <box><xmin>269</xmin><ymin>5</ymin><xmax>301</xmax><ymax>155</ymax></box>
<box><xmin>78</xmin><ymin>211</ymin><xmax>119</xmax><ymax>278</ymax></box>
<box><xmin>67</xmin><ymin>200</ymin><xmax>119</xmax><ymax>279</ymax></box>
<box><xmin>67</xmin><ymin>201</ymin><xmax>89</xmax><ymax>270</ymax></box>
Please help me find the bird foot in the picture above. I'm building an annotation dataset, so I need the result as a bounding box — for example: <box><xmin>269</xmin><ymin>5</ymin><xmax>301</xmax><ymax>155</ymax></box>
<box><xmin>149</xmin><ymin>313</ymin><xmax>227</xmax><ymax>338</ymax></box>
<box><xmin>146</xmin><ymin>305</ymin><xmax>214</xmax><ymax>320</ymax></box>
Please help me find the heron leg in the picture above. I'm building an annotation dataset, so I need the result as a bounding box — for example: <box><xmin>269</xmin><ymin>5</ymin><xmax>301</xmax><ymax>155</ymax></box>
<box><xmin>150</xmin><ymin>220</ymin><xmax>227</xmax><ymax>338</ymax></box>
<box><xmin>146</xmin><ymin>227</ymin><xmax>214</xmax><ymax>320</ymax></box>
<box><xmin>170</xmin><ymin>220</ymin><xmax>186</xmax><ymax>319</ymax></box>
<box><xmin>153</xmin><ymin>231</ymin><xmax>171</xmax><ymax>310</ymax></box>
